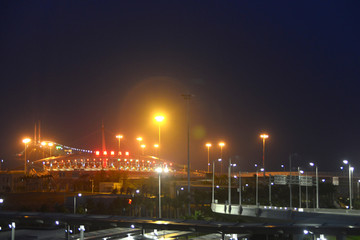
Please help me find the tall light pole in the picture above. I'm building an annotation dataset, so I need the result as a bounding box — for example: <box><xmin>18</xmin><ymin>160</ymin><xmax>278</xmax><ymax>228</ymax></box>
<box><xmin>156</xmin><ymin>166</ymin><xmax>168</xmax><ymax>218</ymax></box>
<box><xmin>309</xmin><ymin>162</ymin><xmax>319</xmax><ymax>209</ymax></box>
<box><xmin>260</xmin><ymin>134</ymin><xmax>269</xmax><ymax>175</ymax></box>
<box><xmin>219</xmin><ymin>142</ymin><xmax>225</xmax><ymax>174</ymax></box>
<box><xmin>116</xmin><ymin>135</ymin><xmax>123</xmax><ymax>152</ymax></box>
<box><xmin>41</xmin><ymin>141</ymin><xmax>47</xmax><ymax>158</ymax></box>
<box><xmin>269</xmin><ymin>174</ymin><xmax>273</xmax><ymax>206</ymax></box>
<box><xmin>298</xmin><ymin>168</ymin><xmax>304</xmax><ymax>208</ymax></box>
<box><xmin>228</xmin><ymin>159</ymin><xmax>236</xmax><ymax>213</ymax></box>
<box><xmin>212</xmin><ymin>158</ymin><xmax>216</xmax><ymax>204</ymax></box>
<box><xmin>343</xmin><ymin>160</ymin><xmax>353</xmax><ymax>209</ymax></box>
<box><xmin>48</xmin><ymin>142</ymin><xmax>53</xmax><ymax>157</ymax></box>
<box><xmin>154</xmin><ymin>116</ymin><xmax>164</xmax><ymax>163</ymax></box>
<box><xmin>136</xmin><ymin>137</ymin><xmax>142</xmax><ymax>161</ymax></box>
<box><xmin>182</xmin><ymin>93</ymin><xmax>193</xmax><ymax>216</ymax></box>
<box><xmin>239</xmin><ymin>171</ymin><xmax>242</xmax><ymax>207</ymax></box>
<box><xmin>255</xmin><ymin>164</ymin><xmax>259</xmax><ymax>206</ymax></box>
<box><xmin>22</xmin><ymin>138</ymin><xmax>31</xmax><ymax>175</ymax></box>
<box><xmin>154</xmin><ymin>144</ymin><xmax>159</xmax><ymax>157</ymax></box>
<box><xmin>206</xmin><ymin>143</ymin><xmax>211</xmax><ymax>172</ymax></box>
<box><xmin>74</xmin><ymin>193</ymin><xmax>82</xmax><ymax>214</ymax></box>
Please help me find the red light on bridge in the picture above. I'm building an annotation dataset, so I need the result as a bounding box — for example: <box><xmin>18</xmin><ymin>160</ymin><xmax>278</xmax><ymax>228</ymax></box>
<box><xmin>125</xmin><ymin>152</ymin><xmax>129</xmax><ymax>156</ymax></box>
<box><xmin>118</xmin><ymin>151</ymin><xmax>122</xmax><ymax>155</ymax></box>
<box><xmin>103</xmin><ymin>151</ymin><xmax>107</xmax><ymax>155</ymax></box>
<box><xmin>110</xmin><ymin>151</ymin><xmax>115</xmax><ymax>156</ymax></box>
<box><xmin>95</xmin><ymin>151</ymin><xmax>100</xmax><ymax>156</ymax></box>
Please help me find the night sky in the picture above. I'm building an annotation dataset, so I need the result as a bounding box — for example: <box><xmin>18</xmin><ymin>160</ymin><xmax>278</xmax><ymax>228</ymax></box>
<box><xmin>1</xmin><ymin>1</ymin><xmax>360</xmax><ymax>172</ymax></box>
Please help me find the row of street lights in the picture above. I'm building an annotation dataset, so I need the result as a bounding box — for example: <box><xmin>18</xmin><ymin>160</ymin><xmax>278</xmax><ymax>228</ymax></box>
<box><xmin>206</xmin><ymin>134</ymin><xmax>269</xmax><ymax>173</ymax></box>
<box><xmin>205</xmin><ymin>142</ymin><xmax>225</xmax><ymax>173</ymax></box>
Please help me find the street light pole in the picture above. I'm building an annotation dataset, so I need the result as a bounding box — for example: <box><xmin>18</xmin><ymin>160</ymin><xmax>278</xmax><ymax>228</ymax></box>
<box><xmin>349</xmin><ymin>165</ymin><xmax>354</xmax><ymax>209</ymax></box>
<box><xmin>239</xmin><ymin>171</ymin><xmax>242</xmax><ymax>206</ymax></box>
<box><xmin>116</xmin><ymin>135</ymin><xmax>123</xmax><ymax>152</ymax></box>
<box><xmin>74</xmin><ymin>193</ymin><xmax>82</xmax><ymax>214</ymax></box>
<box><xmin>22</xmin><ymin>138</ymin><xmax>31</xmax><ymax>175</ymax></box>
<box><xmin>219</xmin><ymin>142</ymin><xmax>225</xmax><ymax>174</ymax></box>
<box><xmin>228</xmin><ymin>159</ymin><xmax>234</xmax><ymax>213</ymax></box>
<box><xmin>316</xmin><ymin>166</ymin><xmax>319</xmax><ymax>208</ymax></box>
<box><xmin>309</xmin><ymin>162</ymin><xmax>319</xmax><ymax>209</ymax></box>
<box><xmin>156</xmin><ymin>166</ymin><xmax>169</xmax><ymax>218</ymax></box>
<box><xmin>343</xmin><ymin>160</ymin><xmax>353</xmax><ymax>209</ymax></box>
<box><xmin>306</xmin><ymin>172</ymin><xmax>309</xmax><ymax>208</ymax></box>
<box><xmin>206</xmin><ymin>143</ymin><xmax>211</xmax><ymax>172</ymax></box>
<box><xmin>255</xmin><ymin>164</ymin><xmax>259</xmax><ymax>206</ymax></box>
<box><xmin>48</xmin><ymin>142</ymin><xmax>53</xmax><ymax>157</ymax></box>
<box><xmin>212</xmin><ymin>159</ymin><xmax>215</xmax><ymax>204</ymax></box>
<box><xmin>181</xmin><ymin>93</ymin><xmax>192</xmax><ymax>216</ymax></box>
<box><xmin>269</xmin><ymin>174</ymin><xmax>272</xmax><ymax>206</ymax></box>
<box><xmin>298</xmin><ymin>167</ymin><xmax>301</xmax><ymax>208</ymax></box>
<box><xmin>158</xmin><ymin>169</ymin><xmax>162</xmax><ymax>218</ymax></box>
<box><xmin>260</xmin><ymin>134</ymin><xmax>269</xmax><ymax>176</ymax></box>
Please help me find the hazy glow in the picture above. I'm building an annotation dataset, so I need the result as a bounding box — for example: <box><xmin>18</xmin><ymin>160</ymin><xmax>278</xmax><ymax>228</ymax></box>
<box><xmin>154</xmin><ymin>144</ymin><xmax>159</xmax><ymax>148</ymax></box>
<box><xmin>48</xmin><ymin>142</ymin><xmax>54</xmax><ymax>147</ymax></box>
<box><xmin>219</xmin><ymin>142</ymin><xmax>225</xmax><ymax>147</ymax></box>
<box><xmin>140</xmin><ymin>144</ymin><xmax>146</xmax><ymax>148</ymax></box>
<box><xmin>309</xmin><ymin>162</ymin><xmax>315</xmax><ymax>167</ymax></box>
<box><xmin>205</xmin><ymin>143</ymin><xmax>212</xmax><ymax>147</ymax></box>
<box><xmin>343</xmin><ymin>160</ymin><xmax>349</xmax><ymax>164</ymax></box>
<box><xmin>136</xmin><ymin>137</ymin><xmax>143</xmax><ymax>142</ymax></box>
<box><xmin>116</xmin><ymin>135</ymin><xmax>123</xmax><ymax>139</ymax></box>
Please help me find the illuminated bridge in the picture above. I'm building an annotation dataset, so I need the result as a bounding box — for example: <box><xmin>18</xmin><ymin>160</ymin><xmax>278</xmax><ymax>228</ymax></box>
<box><xmin>31</xmin><ymin>151</ymin><xmax>177</xmax><ymax>173</ymax></box>
<box><xmin>24</xmin><ymin>140</ymin><xmax>180</xmax><ymax>175</ymax></box>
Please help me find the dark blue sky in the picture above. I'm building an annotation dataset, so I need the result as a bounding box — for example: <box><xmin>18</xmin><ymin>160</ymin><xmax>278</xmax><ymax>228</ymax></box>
<box><xmin>1</xmin><ymin>1</ymin><xmax>360</xmax><ymax>172</ymax></box>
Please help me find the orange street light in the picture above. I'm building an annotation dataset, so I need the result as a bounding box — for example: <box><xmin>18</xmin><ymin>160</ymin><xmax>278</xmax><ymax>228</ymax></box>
<box><xmin>22</xmin><ymin>138</ymin><xmax>31</xmax><ymax>174</ymax></box>
<box><xmin>206</xmin><ymin>143</ymin><xmax>212</xmax><ymax>172</ymax></box>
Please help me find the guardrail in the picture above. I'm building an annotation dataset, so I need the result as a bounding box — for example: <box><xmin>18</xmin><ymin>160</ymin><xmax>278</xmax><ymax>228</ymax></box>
<box><xmin>211</xmin><ymin>203</ymin><xmax>360</xmax><ymax>224</ymax></box>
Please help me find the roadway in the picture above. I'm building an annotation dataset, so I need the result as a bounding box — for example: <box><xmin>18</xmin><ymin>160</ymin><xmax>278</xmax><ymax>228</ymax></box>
<box><xmin>0</xmin><ymin>211</ymin><xmax>359</xmax><ymax>239</ymax></box>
